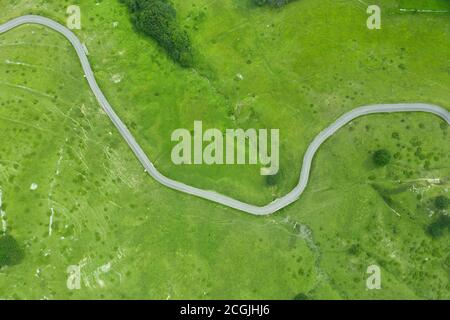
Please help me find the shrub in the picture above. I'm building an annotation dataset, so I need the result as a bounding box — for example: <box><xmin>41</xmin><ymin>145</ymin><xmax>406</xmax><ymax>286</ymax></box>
<box><xmin>373</xmin><ymin>149</ymin><xmax>391</xmax><ymax>167</ymax></box>
<box><xmin>253</xmin><ymin>0</ymin><xmax>292</xmax><ymax>7</ymax></box>
<box><xmin>435</xmin><ymin>195</ymin><xmax>449</xmax><ymax>210</ymax></box>
<box><xmin>0</xmin><ymin>234</ymin><xmax>24</xmax><ymax>268</ymax></box>
<box><xmin>348</xmin><ymin>244</ymin><xmax>360</xmax><ymax>255</ymax></box>
<box><xmin>426</xmin><ymin>215</ymin><xmax>450</xmax><ymax>238</ymax></box>
<box><xmin>266</xmin><ymin>171</ymin><xmax>281</xmax><ymax>186</ymax></box>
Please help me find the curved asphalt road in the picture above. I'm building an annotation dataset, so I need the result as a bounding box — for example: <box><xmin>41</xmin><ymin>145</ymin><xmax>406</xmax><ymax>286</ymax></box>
<box><xmin>1</xmin><ymin>15</ymin><xmax>449</xmax><ymax>216</ymax></box>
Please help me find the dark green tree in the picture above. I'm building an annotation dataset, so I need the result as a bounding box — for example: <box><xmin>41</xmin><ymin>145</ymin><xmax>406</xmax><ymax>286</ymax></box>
<box><xmin>373</xmin><ymin>149</ymin><xmax>391</xmax><ymax>167</ymax></box>
<box><xmin>0</xmin><ymin>234</ymin><xmax>24</xmax><ymax>268</ymax></box>
<box><xmin>434</xmin><ymin>195</ymin><xmax>449</xmax><ymax>210</ymax></box>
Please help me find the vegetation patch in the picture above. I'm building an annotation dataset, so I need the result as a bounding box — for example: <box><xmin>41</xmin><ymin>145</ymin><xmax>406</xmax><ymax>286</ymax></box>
<box><xmin>0</xmin><ymin>234</ymin><xmax>24</xmax><ymax>268</ymax></box>
<box><xmin>121</xmin><ymin>0</ymin><xmax>193</xmax><ymax>67</ymax></box>
<box><xmin>265</xmin><ymin>171</ymin><xmax>281</xmax><ymax>186</ymax></box>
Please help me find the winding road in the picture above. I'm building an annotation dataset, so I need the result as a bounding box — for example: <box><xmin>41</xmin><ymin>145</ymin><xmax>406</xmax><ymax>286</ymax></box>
<box><xmin>1</xmin><ymin>15</ymin><xmax>449</xmax><ymax>215</ymax></box>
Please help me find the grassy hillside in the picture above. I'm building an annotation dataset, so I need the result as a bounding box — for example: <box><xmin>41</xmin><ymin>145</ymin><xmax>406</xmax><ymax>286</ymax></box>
<box><xmin>0</xmin><ymin>0</ymin><xmax>448</xmax><ymax>299</ymax></box>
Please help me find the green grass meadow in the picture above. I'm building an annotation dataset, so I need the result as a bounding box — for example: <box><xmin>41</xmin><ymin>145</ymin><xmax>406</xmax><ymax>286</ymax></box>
<box><xmin>0</xmin><ymin>0</ymin><xmax>448</xmax><ymax>299</ymax></box>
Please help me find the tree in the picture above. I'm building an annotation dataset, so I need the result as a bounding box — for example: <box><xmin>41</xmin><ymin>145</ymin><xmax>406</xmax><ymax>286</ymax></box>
<box><xmin>435</xmin><ymin>195</ymin><xmax>449</xmax><ymax>210</ymax></box>
<box><xmin>373</xmin><ymin>149</ymin><xmax>391</xmax><ymax>167</ymax></box>
<box><xmin>0</xmin><ymin>234</ymin><xmax>24</xmax><ymax>268</ymax></box>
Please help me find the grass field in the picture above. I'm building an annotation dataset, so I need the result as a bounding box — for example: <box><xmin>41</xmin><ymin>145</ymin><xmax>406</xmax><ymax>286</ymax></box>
<box><xmin>0</xmin><ymin>0</ymin><xmax>448</xmax><ymax>299</ymax></box>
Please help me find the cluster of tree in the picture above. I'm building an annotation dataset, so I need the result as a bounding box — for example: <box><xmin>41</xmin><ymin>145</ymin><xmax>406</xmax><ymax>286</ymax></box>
<box><xmin>121</xmin><ymin>0</ymin><xmax>193</xmax><ymax>67</ymax></box>
<box><xmin>252</xmin><ymin>0</ymin><xmax>293</xmax><ymax>7</ymax></box>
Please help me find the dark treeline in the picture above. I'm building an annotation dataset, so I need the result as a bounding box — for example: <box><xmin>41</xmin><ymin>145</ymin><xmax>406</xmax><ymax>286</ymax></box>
<box><xmin>121</xmin><ymin>0</ymin><xmax>193</xmax><ymax>67</ymax></box>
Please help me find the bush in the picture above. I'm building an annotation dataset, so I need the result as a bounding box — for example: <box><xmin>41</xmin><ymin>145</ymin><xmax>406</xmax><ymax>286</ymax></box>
<box><xmin>293</xmin><ymin>293</ymin><xmax>311</xmax><ymax>300</ymax></box>
<box><xmin>348</xmin><ymin>244</ymin><xmax>360</xmax><ymax>256</ymax></box>
<box><xmin>253</xmin><ymin>0</ymin><xmax>292</xmax><ymax>7</ymax></box>
<box><xmin>266</xmin><ymin>171</ymin><xmax>281</xmax><ymax>186</ymax></box>
<box><xmin>122</xmin><ymin>0</ymin><xmax>193</xmax><ymax>67</ymax></box>
<box><xmin>0</xmin><ymin>234</ymin><xmax>24</xmax><ymax>268</ymax></box>
<box><xmin>435</xmin><ymin>195</ymin><xmax>449</xmax><ymax>210</ymax></box>
<box><xmin>373</xmin><ymin>149</ymin><xmax>391</xmax><ymax>167</ymax></box>
<box><xmin>426</xmin><ymin>215</ymin><xmax>450</xmax><ymax>238</ymax></box>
